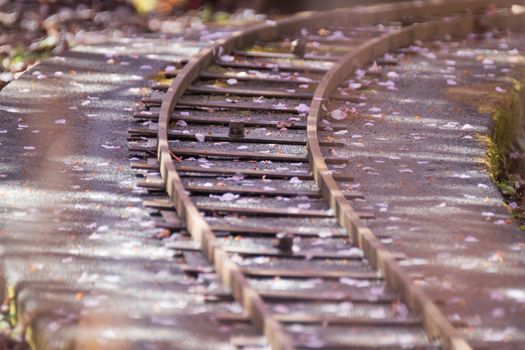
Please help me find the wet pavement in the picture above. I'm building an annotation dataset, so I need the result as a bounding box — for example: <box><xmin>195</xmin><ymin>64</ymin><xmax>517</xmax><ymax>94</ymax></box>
<box><xmin>2</xmin><ymin>15</ymin><xmax>525</xmax><ymax>350</ymax></box>
<box><xmin>0</xmin><ymin>37</ymin><xmax>261</xmax><ymax>348</ymax></box>
<box><xmin>325</xmin><ymin>33</ymin><xmax>525</xmax><ymax>348</ymax></box>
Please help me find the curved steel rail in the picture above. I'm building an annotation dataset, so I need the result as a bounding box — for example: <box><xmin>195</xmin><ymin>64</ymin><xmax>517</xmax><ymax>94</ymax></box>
<box><xmin>156</xmin><ymin>1</ymin><xmax>524</xmax><ymax>349</ymax></box>
<box><xmin>307</xmin><ymin>6</ymin><xmax>525</xmax><ymax>349</ymax></box>
<box><xmin>307</xmin><ymin>6</ymin><xmax>525</xmax><ymax>350</ymax></box>
<box><xmin>307</xmin><ymin>14</ymin><xmax>477</xmax><ymax>350</ymax></box>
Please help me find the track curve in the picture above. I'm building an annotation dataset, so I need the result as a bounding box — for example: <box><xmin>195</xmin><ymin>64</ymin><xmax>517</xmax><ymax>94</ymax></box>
<box><xmin>145</xmin><ymin>1</ymin><xmax>525</xmax><ymax>349</ymax></box>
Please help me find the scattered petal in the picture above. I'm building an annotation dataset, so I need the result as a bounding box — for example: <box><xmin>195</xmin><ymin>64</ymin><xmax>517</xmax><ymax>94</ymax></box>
<box><xmin>220</xmin><ymin>55</ymin><xmax>235</xmax><ymax>62</ymax></box>
<box><xmin>195</xmin><ymin>133</ymin><xmax>205</xmax><ymax>142</ymax></box>
<box><xmin>368</xmin><ymin>61</ymin><xmax>381</xmax><ymax>73</ymax></box>
<box><xmin>348</xmin><ymin>247</ymin><xmax>364</xmax><ymax>258</ymax></box>
<box><xmin>422</xmin><ymin>52</ymin><xmax>437</xmax><ymax>59</ymax></box>
<box><xmin>386</xmin><ymin>71</ymin><xmax>399</xmax><ymax>79</ymax></box>
<box><xmin>330</xmin><ymin>109</ymin><xmax>347</xmax><ymax>120</ymax></box>
<box><xmin>101</xmin><ymin>143</ymin><xmax>121</xmax><ymax>150</ymax></box>
<box><xmin>491</xmin><ymin>308</ymin><xmax>505</xmax><ymax>318</ymax></box>
<box><xmin>290</xmin><ymin>177</ymin><xmax>303</xmax><ymax>184</ymax></box>
<box><xmin>355</xmin><ymin>69</ymin><xmax>366</xmax><ymax>78</ymax></box>
<box><xmin>452</xmin><ymin>173</ymin><xmax>471</xmax><ymax>179</ymax></box>
<box><xmin>295</xmin><ymin>103</ymin><xmax>310</xmax><ymax>114</ymax></box>
<box><xmin>88</xmin><ymin>233</ymin><xmax>101</xmax><ymax>240</ymax></box>
<box><xmin>219</xmin><ymin>193</ymin><xmax>239</xmax><ymax>202</ymax></box>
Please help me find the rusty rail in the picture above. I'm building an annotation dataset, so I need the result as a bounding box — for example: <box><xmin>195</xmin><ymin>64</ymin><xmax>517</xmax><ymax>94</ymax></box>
<box><xmin>154</xmin><ymin>1</ymin><xmax>525</xmax><ymax>349</ymax></box>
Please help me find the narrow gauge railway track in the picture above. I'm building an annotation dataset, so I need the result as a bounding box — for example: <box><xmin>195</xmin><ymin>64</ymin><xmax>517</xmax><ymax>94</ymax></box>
<box><xmin>129</xmin><ymin>1</ymin><xmax>525</xmax><ymax>349</ymax></box>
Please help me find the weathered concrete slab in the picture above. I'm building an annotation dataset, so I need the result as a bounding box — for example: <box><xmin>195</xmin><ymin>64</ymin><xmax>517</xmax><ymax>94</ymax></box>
<box><xmin>327</xmin><ymin>33</ymin><xmax>525</xmax><ymax>348</ymax></box>
<box><xmin>0</xmin><ymin>37</ymin><xmax>257</xmax><ymax>348</ymax></box>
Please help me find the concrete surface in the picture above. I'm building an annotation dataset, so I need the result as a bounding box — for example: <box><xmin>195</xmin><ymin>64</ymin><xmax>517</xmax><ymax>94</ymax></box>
<box><xmin>0</xmin><ymin>37</ymin><xmax>258</xmax><ymax>349</ymax></box>
<box><xmin>326</xmin><ymin>33</ymin><xmax>525</xmax><ymax>349</ymax></box>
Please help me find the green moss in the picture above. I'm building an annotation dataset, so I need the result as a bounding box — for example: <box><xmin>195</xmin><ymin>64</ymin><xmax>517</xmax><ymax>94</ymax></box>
<box><xmin>25</xmin><ymin>327</ymin><xmax>35</xmax><ymax>350</ymax></box>
<box><xmin>482</xmin><ymin>72</ymin><xmax>525</xmax><ymax>228</ymax></box>
<box><xmin>1</xmin><ymin>45</ymin><xmax>52</xmax><ymax>72</ymax></box>
<box><xmin>0</xmin><ymin>285</ymin><xmax>31</xmax><ymax>348</ymax></box>
<box><xmin>200</xmin><ymin>3</ymin><xmax>214</xmax><ymax>22</ymax></box>
<box><xmin>212</xmin><ymin>11</ymin><xmax>231</xmax><ymax>24</ymax></box>
<box><xmin>486</xmin><ymin>87</ymin><xmax>523</xmax><ymax>182</ymax></box>
<box><xmin>487</xmin><ymin>104</ymin><xmax>511</xmax><ymax>179</ymax></box>
<box><xmin>497</xmin><ymin>180</ymin><xmax>517</xmax><ymax>195</ymax></box>
<box><xmin>7</xmin><ymin>285</ymin><xmax>16</xmax><ymax>327</ymax></box>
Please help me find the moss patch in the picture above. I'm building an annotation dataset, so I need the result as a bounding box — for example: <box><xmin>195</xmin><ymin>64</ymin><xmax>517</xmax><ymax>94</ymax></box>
<box><xmin>487</xmin><ymin>88</ymin><xmax>523</xmax><ymax>180</ymax></box>
<box><xmin>445</xmin><ymin>71</ymin><xmax>525</xmax><ymax>229</ymax></box>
